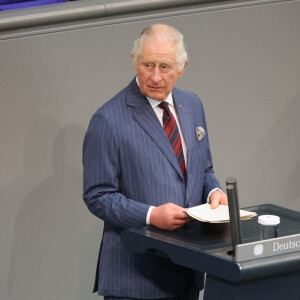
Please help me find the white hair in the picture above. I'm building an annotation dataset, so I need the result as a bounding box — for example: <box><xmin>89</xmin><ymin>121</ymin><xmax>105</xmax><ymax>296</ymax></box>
<box><xmin>132</xmin><ymin>24</ymin><xmax>188</xmax><ymax>72</ymax></box>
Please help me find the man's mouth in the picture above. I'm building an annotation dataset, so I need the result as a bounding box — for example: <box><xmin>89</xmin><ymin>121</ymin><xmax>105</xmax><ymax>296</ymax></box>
<box><xmin>149</xmin><ymin>86</ymin><xmax>163</xmax><ymax>90</ymax></box>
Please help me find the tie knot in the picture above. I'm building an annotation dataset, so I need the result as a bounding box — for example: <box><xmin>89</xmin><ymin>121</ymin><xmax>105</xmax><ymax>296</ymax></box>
<box><xmin>158</xmin><ymin>102</ymin><xmax>170</xmax><ymax>112</ymax></box>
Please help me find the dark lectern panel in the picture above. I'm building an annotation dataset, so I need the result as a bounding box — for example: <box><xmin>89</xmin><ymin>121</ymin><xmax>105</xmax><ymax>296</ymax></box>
<box><xmin>121</xmin><ymin>204</ymin><xmax>300</xmax><ymax>283</ymax></box>
<box><xmin>204</xmin><ymin>271</ymin><xmax>300</xmax><ymax>300</ymax></box>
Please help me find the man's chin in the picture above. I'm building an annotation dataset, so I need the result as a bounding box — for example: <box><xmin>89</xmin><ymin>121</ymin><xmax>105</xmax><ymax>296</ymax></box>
<box><xmin>146</xmin><ymin>92</ymin><xmax>166</xmax><ymax>102</ymax></box>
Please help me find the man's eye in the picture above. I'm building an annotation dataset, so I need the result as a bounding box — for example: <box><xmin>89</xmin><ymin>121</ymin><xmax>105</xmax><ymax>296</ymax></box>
<box><xmin>161</xmin><ymin>65</ymin><xmax>170</xmax><ymax>72</ymax></box>
<box><xmin>144</xmin><ymin>63</ymin><xmax>153</xmax><ymax>68</ymax></box>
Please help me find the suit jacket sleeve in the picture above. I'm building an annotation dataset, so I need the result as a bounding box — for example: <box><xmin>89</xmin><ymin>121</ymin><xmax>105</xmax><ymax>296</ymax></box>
<box><xmin>82</xmin><ymin>110</ymin><xmax>150</xmax><ymax>229</ymax></box>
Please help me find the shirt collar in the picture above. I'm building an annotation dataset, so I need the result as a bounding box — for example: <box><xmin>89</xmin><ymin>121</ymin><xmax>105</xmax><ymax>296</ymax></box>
<box><xmin>136</xmin><ymin>76</ymin><xmax>174</xmax><ymax>109</ymax></box>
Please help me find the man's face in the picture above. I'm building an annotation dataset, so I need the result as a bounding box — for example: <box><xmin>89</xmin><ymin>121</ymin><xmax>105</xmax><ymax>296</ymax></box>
<box><xmin>132</xmin><ymin>39</ymin><xmax>187</xmax><ymax>102</ymax></box>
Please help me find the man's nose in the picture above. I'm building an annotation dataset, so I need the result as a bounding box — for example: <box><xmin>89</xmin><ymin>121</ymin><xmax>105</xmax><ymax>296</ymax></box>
<box><xmin>151</xmin><ymin>67</ymin><xmax>162</xmax><ymax>83</ymax></box>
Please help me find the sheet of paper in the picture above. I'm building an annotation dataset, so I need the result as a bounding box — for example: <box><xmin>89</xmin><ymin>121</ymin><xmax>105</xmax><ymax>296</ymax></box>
<box><xmin>185</xmin><ymin>203</ymin><xmax>257</xmax><ymax>223</ymax></box>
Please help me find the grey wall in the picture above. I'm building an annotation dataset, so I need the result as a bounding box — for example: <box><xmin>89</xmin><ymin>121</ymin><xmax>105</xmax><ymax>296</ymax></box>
<box><xmin>0</xmin><ymin>1</ymin><xmax>299</xmax><ymax>299</ymax></box>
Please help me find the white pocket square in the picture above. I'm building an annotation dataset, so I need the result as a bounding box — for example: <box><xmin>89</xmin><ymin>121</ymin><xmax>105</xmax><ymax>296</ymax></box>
<box><xmin>195</xmin><ymin>126</ymin><xmax>206</xmax><ymax>141</ymax></box>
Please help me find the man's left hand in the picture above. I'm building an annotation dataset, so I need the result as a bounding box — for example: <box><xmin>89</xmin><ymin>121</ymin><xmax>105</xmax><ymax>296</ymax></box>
<box><xmin>209</xmin><ymin>190</ymin><xmax>228</xmax><ymax>209</ymax></box>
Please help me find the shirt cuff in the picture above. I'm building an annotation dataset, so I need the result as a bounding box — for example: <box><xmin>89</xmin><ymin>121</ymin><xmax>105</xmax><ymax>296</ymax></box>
<box><xmin>146</xmin><ymin>206</ymin><xmax>155</xmax><ymax>225</ymax></box>
<box><xmin>207</xmin><ymin>188</ymin><xmax>224</xmax><ymax>203</ymax></box>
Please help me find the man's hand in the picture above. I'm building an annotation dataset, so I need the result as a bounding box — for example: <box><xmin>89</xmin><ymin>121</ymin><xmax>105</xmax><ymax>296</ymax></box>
<box><xmin>150</xmin><ymin>203</ymin><xmax>192</xmax><ymax>231</ymax></box>
<box><xmin>209</xmin><ymin>190</ymin><xmax>228</xmax><ymax>209</ymax></box>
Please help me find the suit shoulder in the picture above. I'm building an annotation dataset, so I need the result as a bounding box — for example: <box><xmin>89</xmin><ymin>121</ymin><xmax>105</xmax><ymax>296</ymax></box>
<box><xmin>96</xmin><ymin>87</ymin><xmax>128</xmax><ymax>115</ymax></box>
<box><xmin>86</xmin><ymin>89</ymin><xmax>127</xmax><ymax>135</ymax></box>
<box><xmin>173</xmin><ymin>87</ymin><xmax>204</xmax><ymax>108</ymax></box>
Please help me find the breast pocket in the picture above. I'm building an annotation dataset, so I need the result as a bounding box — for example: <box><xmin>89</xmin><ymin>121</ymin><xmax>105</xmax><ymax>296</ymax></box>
<box><xmin>190</xmin><ymin>134</ymin><xmax>207</xmax><ymax>167</ymax></box>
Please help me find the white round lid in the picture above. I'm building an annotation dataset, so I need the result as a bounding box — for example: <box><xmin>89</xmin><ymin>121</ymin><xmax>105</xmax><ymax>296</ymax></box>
<box><xmin>258</xmin><ymin>215</ymin><xmax>280</xmax><ymax>225</ymax></box>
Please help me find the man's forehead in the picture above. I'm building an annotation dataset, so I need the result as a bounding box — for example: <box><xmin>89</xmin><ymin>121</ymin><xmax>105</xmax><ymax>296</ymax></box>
<box><xmin>141</xmin><ymin>51</ymin><xmax>176</xmax><ymax>61</ymax></box>
<box><xmin>139</xmin><ymin>41</ymin><xmax>178</xmax><ymax>62</ymax></box>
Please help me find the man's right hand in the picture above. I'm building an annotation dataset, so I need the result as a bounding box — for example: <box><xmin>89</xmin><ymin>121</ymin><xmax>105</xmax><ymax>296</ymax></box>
<box><xmin>150</xmin><ymin>203</ymin><xmax>192</xmax><ymax>231</ymax></box>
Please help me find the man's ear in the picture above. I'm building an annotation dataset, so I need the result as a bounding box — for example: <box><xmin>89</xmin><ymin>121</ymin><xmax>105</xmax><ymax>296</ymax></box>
<box><xmin>177</xmin><ymin>60</ymin><xmax>188</xmax><ymax>78</ymax></box>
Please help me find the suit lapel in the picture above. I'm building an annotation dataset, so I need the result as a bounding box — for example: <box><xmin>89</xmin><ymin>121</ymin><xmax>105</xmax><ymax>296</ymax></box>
<box><xmin>172</xmin><ymin>88</ymin><xmax>195</xmax><ymax>167</ymax></box>
<box><xmin>126</xmin><ymin>79</ymin><xmax>183</xmax><ymax>178</ymax></box>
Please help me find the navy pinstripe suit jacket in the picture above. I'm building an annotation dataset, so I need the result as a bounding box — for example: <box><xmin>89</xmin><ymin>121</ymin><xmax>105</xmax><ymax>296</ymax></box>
<box><xmin>83</xmin><ymin>78</ymin><xmax>221</xmax><ymax>298</ymax></box>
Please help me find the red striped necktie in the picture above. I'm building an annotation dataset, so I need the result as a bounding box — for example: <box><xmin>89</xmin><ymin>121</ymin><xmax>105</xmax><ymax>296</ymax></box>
<box><xmin>158</xmin><ymin>102</ymin><xmax>186</xmax><ymax>180</ymax></box>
